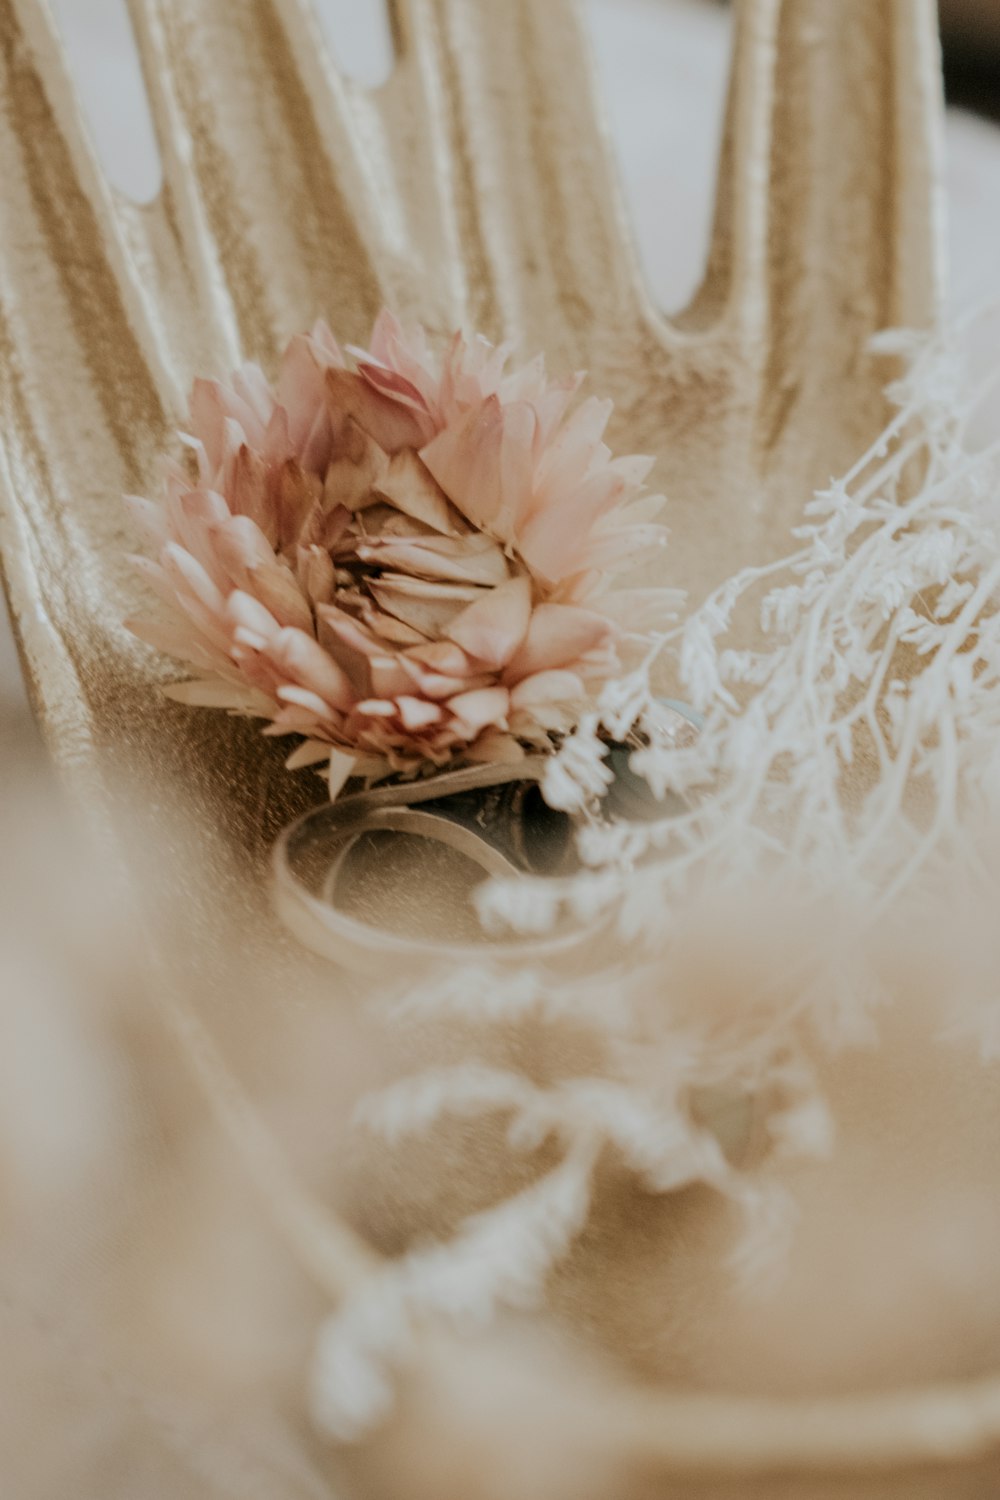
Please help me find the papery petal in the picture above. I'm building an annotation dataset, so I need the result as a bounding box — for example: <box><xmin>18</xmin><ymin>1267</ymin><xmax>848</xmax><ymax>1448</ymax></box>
<box><xmin>420</xmin><ymin>395</ymin><xmax>505</xmax><ymax>531</ymax></box>
<box><xmin>224</xmin><ymin>443</ymin><xmax>274</xmax><ymax>540</ymax></box>
<box><xmin>398</xmin><ymin>660</ymin><xmax>495</xmax><ymax>700</ymax></box>
<box><xmin>190</xmin><ymin>379</ymin><xmax>265</xmax><ymax>469</ymax></box>
<box><xmin>324</xmin><ymin>416</ymin><xmax>390</xmax><ymax>512</ymax></box>
<box><xmin>596</xmin><ymin>587</ymin><xmax>683</xmax><ymax>632</ymax></box>
<box><xmin>575</xmin><ymin>523</ymin><xmax>669</xmax><ymax>575</ymax></box>
<box><xmin>510</xmin><ymin>669</ymin><xmax>585</xmax><ymax>708</ymax></box>
<box><xmin>358</xmin><ymin>602</ymin><xmax>428</xmax><ymax>646</ymax></box>
<box><xmin>518</xmin><ymin>472</ymin><xmax>626</xmax><ymax>583</ymax></box>
<box><xmin>464</xmin><ymin>729</ymin><xmax>526</xmax><ymax>764</ymax></box>
<box><xmin>298</xmin><ymin>543</ymin><xmax>336</xmax><ymax>606</ymax></box>
<box><xmin>176</xmin><ymin>489</ymin><xmax>232</xmax><ymax>587</ymax></box>
<box><xmin>277</xmin><ymin>460</ymin><xmax>323</xmax><ymax>549</ymax></box>
<box><xmin>165</xmin><ymin>678</ymin><xmax>269</xmax><ymax>711</ymax></box>
<box><xmin>277</xmin><ymin>333</ymin><xmax>337</xmax><ymax>452</ymax></box>
<box><xmin>210</xmin><ymin>514</ymin><xmax>277</xmax><ymax>585</ymax></box>
<box><xmin>372</xmin><ymin>448</ymin><xmax>462</xmax><ymax>535</ymax></box>
<box><xmin>370</xmin><ymin>574</ymin><xmax>483</xmax><ymax>639</ymax></box>
<box><xmin>224</xmin><ymin>589</ymin><xmax>281</xmax><ymax>640</ymax></box>
<box><xmin>447</xmin><ymin>686</ymin><xmax>510</xmax><ymax>735</ymax></box>
<box><xmin>276</xmin><ymin>684</ymin><xmax>338</xmax><ymax>721</ymax></box>
<box><xmin>326</xmin><ymin>367</ymin><xmax>432</xmax><ymax>453</ymax></box>
<box><xmin>397</xmin><ymin>696</ymin><xmax>443</xmax><ymax>731</ymax></box>
<box><xmin>126</xmin><ymin>615</ymin><xmax>227</xmax><ymax>672</ymax></box>
<box><xmin>497</xmin><ymin>401</ymin><xmax>538</xmax><ymax>538</ymax></box>
<box><xmin>310</xmin><ymin>320</ymin><xmax>345</xmax><ymax>363</ymax></box>
<box><xmin>161</xmin><ymin>542</ymin><xmax>226</xmax><ymax>617</ymax></box>
<box><xmin>244</xmin><ymin>559</ymin><xmax>314</xmax><ymax>632</ymax></box>
<box><xmin>353</xmin><ymin>698</ymin><xmax>397</xmax><ymax>719</ymax></box>
<box><xmin>231</xmin><ymin>362</ymin><xmax>277</xmax><ymax>428</ymax></box>
<box><xmin>504</xmin><ymin>603</ymin><xmax>612</xmax><ymax>684</ymax></box>
<box><xmin>358</xmin><ymin>362</ymin><xmax>432</xmax><ymax>420</ymax></box>
<box><xmin>368</xmin><ymin>655</ymin><xmax>415</xmax><ymax>699</ymax></box>
<box><xmin>447</xmin><ymin>575</ymin><xmax>531</xmax><ymax>669</ymax></box>
<box><xmin>273</xmin><ymin>627</ymin><xmax>355</xmax><ymax>709</ymax></box>
<box><xmin>355</xmin><ymin>533</ymin><xmax>509</xmax><ymax>588</ymax></box>
<box><xmin>285</xmin><ymin>738</ymin><xmax>333</xmax><ymax>770</ymax></box>
<box><xmin>404</xmin><ymin>639</ymin><xmax>476</xmax><ymax>677</ymax></box>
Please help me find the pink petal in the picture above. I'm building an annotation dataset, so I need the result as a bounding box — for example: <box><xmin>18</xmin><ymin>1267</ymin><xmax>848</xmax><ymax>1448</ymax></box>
<box><xmin>370</xmin><ymin>574</ymin><xmax>483</xmax><ymax>639</ymax></box>
<box><xmin>397</xmin><ymin>696</ymin><xmax>443</xmax><ymax>731</ymax></box>
<box><xmin>276</xmin><ymin>333</ymin><xmax>336</xmax><ymax>452</ymax></box>
<box><xmin>358</xmin><ymin>602</ymin><xmax>427</xmax><ymax>646</ymax></box>
<box><xmin>518</xmin><ymin>472</ymin><xmax>626</xmax><ymax>584</ymax></box>
<box><xmin>355</xmin><ymin>533</ymin><xmax>509</xmax><ymax>589</ymax></box>
<box><xmin>447</xmin><ymin>686</ymin><xmax>510</xmax><ymax>736</ymax></box>
<box><xmin>230</xmin><ymin>362</ymin><xmax>276</xmax><ymax>428</ymax></box>
<box><xmin>210</xmin><ymin>514</ymin><xmax>276</xmax><ymax>586</ymax></box>
<box><xmin>326</xmin><ymin>367</ymin><xmax>431</xmax><ymax>454</ymax></box>
<box><xmin>354</xmin><ymin>698</ymin><xmax>397</xmax><ymax>719</ymax></box>
<box><xmin>372</xmin><ymin>448</ymin><xmax>461</xmax><ymax>535</ymax></box>
<box><xmin>464</xmin><ymin>729</ymin><xmax>526</xmax><ymax>764</ymax></box>
<box><xmin>263</xmin><ymin>405</ymin><xmax>294</xmax><ymax>466</ymax></box>
<box><xmin>574</xmin><ymin>523</ymin><xmax>669</xmax><ymax>575</ymax></box>
<box><xmin>405</xmin><ymin>639</ymin><xmax>475</xmax><ymax>677</ymax></box>
<box><xmin>224</xmin><ymin>589</ymin><xmax>280</xmax><ymax>639</ymax></box>
<box><xmin>324</xmin><ymin>416</ymin><xmax>390</xmax><ymax>512</ymax></box>
<box><xmin>420</xmin><ymin>395</ymin><xmax>505</xmax><ymax>531</ymax></box>
<box><xmin>126</xmin><ymin>615</ymin><xmax>227</xmax><ymax>672</ymax></box>
<box><xmin>509</xmin><ymin>669</ymin><xmax>585</xmax><ymax>708</ymax></box>
<box><xmin>285</xmin><ymin>738</ymin><xmax>334</xmax><ymax>770</ymax></box>
<box><xmin>273</xmin><ymin>627</ymin><xmax>355</xmax><ymax>709</ymax></box>
<box><xmin>189</xmin><ymin>379</ymin><xmax>264</xmax><ymax>470</ymax></box>
<box><xmin>276</xmin><ymin>684</ymin><xmax>337</xmax><ymax>720</ymax></box>
<box><xmin>369</xmin><ymin>655</ymin><xmax>414</xmax><ymax>699</ymax></box>
<box><xmin>318</xmin><ymin>606</ymin><xmax>384</xmax><ymax>658</ymax></box>
<box><xmin>244</xmin><ymin>559</ymin><xmax>314</xmax><ymax>632</ymax></box>
<box><xmin>496</xmin><ymin>400</ymin><xmax>538</xmax><ymax>538</ymax></box>
<box><xmin>124</xmin><ymin>494</ymin><xmax>167</xmax><ymax>548</ymax></box>
<box><xmin>447</xmin><ymin>575</ymin><xmax>531</xmax><ymax>669</ymax></box>
<box><xmin>398</xmin><ymin>658</ymin><xmax>495</xmax><ymax>701</ymax></box>
<box><xmin>161</xmin><ymin>542</ymin><xmax>225</xmax><ymax>617</ymax></box>
<box><xmin>504</xmin><ymin>603</ymin><xmax>612</xmax><ymax>684</ymax></box>
<box><xmin>310</xmin><ymin>320</ymin><xmax>345</xmax><ymax>363</ymax></box>
<box><xmin>362</xmin><ymin>310</ymin><xmax>440</xmax><ymax>413</ymax></box>
<box><xmin>224</xmin><ymin>444</ymin><xmax>274</xmax><ymax>540</ymax></box>
<box><xmin>358</xmin><ymin>362</ymin><xmax>432</xmax><ymax>422</ymax></box>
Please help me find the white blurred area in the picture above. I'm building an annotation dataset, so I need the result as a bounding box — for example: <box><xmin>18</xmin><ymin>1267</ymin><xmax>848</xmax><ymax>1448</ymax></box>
<box><xmin>4</xmin><ymin>0</ymin><xmax>1000</xmax><ymax>721</ymax></box>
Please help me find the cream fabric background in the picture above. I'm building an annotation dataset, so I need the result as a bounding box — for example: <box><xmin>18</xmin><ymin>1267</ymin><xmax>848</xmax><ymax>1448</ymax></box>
<box><xmin>2</xmin><ymin>0</ymin><xmax>1000</xmax><ymax>725</ymax></box>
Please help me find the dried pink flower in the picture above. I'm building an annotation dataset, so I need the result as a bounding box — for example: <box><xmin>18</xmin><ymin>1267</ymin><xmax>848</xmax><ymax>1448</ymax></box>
<box><xmin>127</xmin><ymin>311</ymin><xmax>668</xmax><ymax>784</ymax></box>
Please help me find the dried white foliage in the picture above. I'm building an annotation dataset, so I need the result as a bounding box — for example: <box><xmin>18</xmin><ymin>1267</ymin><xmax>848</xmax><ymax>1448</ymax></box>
<box><xmin>313</xmin><ymin>315</ymin><xmax>1000</xmax><ymax>1438</ymax></box>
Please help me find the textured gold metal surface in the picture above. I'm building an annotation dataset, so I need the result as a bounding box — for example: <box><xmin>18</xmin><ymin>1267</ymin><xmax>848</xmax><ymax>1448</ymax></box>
<box><xmin>0</xmin><ymin>0</ymin><xmax>946</xmax><ymax>982</ymax></box>
<box><xmin>4</xmin><ymin>0</ymin><xmax>984</xmax><ymax>1490</ymax></box>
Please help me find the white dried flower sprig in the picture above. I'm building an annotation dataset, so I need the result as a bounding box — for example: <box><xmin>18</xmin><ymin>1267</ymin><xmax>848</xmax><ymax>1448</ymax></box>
<box><xmin>311</xmin><ymin>312</ymin><xmax>1000</xmax><ymax>1440</ymax></box>
<box><xmin>483</xmin><ymin>310</ymin><xmax>1000</xmax><ymax>940</ymax></box>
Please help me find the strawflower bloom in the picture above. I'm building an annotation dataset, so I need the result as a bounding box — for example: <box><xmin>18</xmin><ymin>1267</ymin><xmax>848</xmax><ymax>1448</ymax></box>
<box><xmin>127</xmin><ymin>311</ymin><xmax>669</xmax><ymax>788</ymax></box>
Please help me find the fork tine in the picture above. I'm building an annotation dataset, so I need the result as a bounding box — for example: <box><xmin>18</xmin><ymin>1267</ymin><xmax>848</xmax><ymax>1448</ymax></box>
<box><xmin>271</xmin><ymin>0</ymin><xmax>405</xmax><ymax>277</ymax></box>
<box><xmin>4</xmin><ymin>0</ymin><xmax>185</xmax><ymax>415</ymax></box>
<box><xmin>127</xmin><ymin>0</ymin><xmax>406</xmax><ymax>370</ymax></box>
<box><xmin>386</xmin><ymin>0</ymin><xmax>644</xmax><ymax>358</ymax></box>
<box><xmin>702</xmin><ymin>0</ymin><xmax>944</xmax><ymax>391</ymax></box>
<box><xmin>119</xmin><ymin>0</ymin><xmax>388</xmax><ymax>364</ymax></box>
<box><xmin>124</xmin><ymin>0</ymin><xmax>244</xmax><ymax>372</ymax></box>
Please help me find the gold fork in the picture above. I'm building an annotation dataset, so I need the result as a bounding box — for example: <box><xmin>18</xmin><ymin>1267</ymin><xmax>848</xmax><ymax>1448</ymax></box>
<box><xmin>5</xmin><ymin>2</ymin><xmax>991</xmax><ymax>1494</ymax></box>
